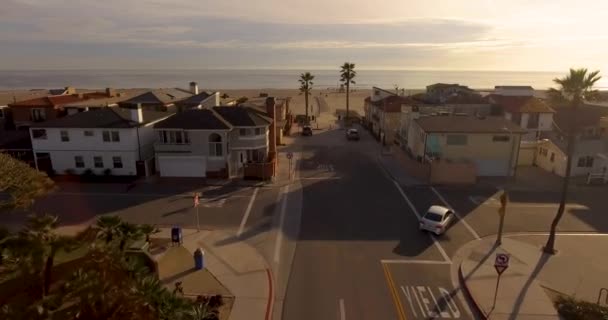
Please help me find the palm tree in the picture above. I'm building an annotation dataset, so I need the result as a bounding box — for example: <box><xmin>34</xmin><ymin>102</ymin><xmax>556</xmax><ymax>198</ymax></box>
<box><xmin>339</xmin><ymin>62</ymin><xmax>356</xmax><ymax>121</ymax></box>
<box><xmin>544</xmin><ymin>68</ymin><xmax>601</xmax><ymax>254</ymax></box>
<box><xmin>117</xmin><ymin>222</ymin><xmax>141</xmax><ymax>251</ymax></box>
<box><xmin>139</xmin><ymin>224</ymin><xmax>159</xmax><ymax>243</ymax></box>
<box><xmin>95</xmin><ymin>215</ymin><xmax>123</xmax><ymax>243</ymax></box>
<box><xmin>299</xmin><ymin>72</ymin><xmax>315</xmax><ymax>122</ymax></box>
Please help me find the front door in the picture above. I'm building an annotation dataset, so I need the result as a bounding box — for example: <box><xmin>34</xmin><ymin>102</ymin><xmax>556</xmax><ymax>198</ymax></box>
<box><xmin>136</xmin><ymin>160</ymin><xmax>146</xmax><ymax>176</ymax></box>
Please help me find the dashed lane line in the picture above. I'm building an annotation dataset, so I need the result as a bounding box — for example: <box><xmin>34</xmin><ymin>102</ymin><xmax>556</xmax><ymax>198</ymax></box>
<box><xmin>381</xmin><ymin>259</ymin><xmax>451</xmax><ymax>265</ymax></box>
<box><xmin>393</xmin><ymin>181</ymin><xmax>452</xmax><ymax>264</ymax></box>
<box><xmin>431</xmin><ymin>187</ymin><xmax>481</xmax><ymax>240</ymax></box>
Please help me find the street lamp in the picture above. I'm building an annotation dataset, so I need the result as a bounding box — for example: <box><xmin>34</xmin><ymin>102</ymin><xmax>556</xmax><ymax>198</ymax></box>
<box><xmin>496</xmin><ymin>126</ymin><xmax>514</xmax><ymax>246</ymax></box>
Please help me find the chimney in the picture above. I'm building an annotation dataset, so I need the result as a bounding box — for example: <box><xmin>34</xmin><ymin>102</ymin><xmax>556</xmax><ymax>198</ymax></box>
<box><xmin>265</xmin><ymin>97</ymin><xmax>277</xmax><ymax>155</ymax></box>
<box><xmin>189</xmin><ymin>82</ymin><xmax>199</xmax><ymax>95</ymax></box>
<box><xmin>131</xmin><ymin>103</ymin><xmax>144</xmax><ymax>123</ymax></box>
<box><xmin>106</xmin><ymin>88</ymin><xmax>116</xmax><ymax>97</ymax></box>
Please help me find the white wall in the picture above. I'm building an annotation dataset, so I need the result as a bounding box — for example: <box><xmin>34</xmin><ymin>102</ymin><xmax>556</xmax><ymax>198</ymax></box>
<box><xmin>47</xmin><ymin>150</ymin><xmax>138</xmax><ymax>175</ymax></box>
<box><xmin>31</xmin><ymin>127</ymin><xmax>139</xmax><ymax>152</ymax></box>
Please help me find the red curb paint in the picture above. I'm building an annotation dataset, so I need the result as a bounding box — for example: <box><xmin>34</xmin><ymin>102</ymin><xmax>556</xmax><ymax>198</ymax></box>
<box><xmin>265</xmin><ymin>268</ymin><xmax>274</xmax><ymax>320</ymax></box>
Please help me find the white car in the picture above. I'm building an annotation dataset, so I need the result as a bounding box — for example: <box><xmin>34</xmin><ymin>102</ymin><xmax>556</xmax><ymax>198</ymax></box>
<box><xmin>419</xmin><ymin>205</ymin><xmax>455</xmax><ymax>235</ymax></box>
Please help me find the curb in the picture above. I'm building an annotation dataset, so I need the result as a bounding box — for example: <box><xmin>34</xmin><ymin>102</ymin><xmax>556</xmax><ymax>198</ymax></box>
<box><xmin>458</xmin><ymin>264</ymin><xmax>488</xmax><ymax>320</ymax></box>
<box><xmin>265</xmin><ymin>268</ymin><xmax>274</xmax><ymax>320</ymax></box>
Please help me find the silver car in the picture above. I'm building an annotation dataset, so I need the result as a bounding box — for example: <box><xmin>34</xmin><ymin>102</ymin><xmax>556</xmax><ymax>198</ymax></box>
<box><xmin>419</xmin><ymin>205</ymin><xmax>455</xmax><ymax>235</ymax></box>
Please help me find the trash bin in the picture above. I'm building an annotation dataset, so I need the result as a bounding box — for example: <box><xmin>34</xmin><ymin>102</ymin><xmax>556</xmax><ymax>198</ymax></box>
<box><xmin>171</xmin><ymin>226</ymin><xmax>182</xmax><ymax>245</ymax></box>
<box><xmin>194</xmin><ymin>248</ymin><xmax>204</xmax><ymax>270</ymax></box>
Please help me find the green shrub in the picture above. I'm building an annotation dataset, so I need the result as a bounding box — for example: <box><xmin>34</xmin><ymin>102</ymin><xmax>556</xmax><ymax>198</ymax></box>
<box><xmin>556</xmin><ymin>296</ymin><xmax>608</xmax><ymax>320</ymax></box>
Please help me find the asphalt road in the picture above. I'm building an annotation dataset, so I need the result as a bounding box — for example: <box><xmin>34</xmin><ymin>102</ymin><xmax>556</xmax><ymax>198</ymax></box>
<box><xmin>283</xmin><ymin>127</ymin><xmax>478</xmax><ymax>320</ymax></box>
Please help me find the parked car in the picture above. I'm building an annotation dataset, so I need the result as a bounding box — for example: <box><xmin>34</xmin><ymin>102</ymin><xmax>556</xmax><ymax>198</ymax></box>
<box><xmin>419</xmin><ymin>205</ymin><xmax>454</xmax><ymax>235</ymax></box>
<box><xmin>346</xmin><ymin>128</ymin><xmax>360</xmax><ymax>140</ymax></box>
<box><xmin>302</xmin><ymin>126</ymin><xmax>313</xmax><ymax>136</ymax></box>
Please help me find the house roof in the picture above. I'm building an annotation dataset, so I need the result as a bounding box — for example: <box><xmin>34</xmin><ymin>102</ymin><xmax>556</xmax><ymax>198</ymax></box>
<box><xmin>212</xmin><ymin>106</ymin><xmax>272</xmax><ymax>127</ymax></box>
<box><xmin>61</xmin><ymin>89</ymin><xmax>147</xmax><ymax>108</ymax></box>
<box><xmin>30</xmin><ymin>108</ymin><xmax>171</xmax><ymax>128</ymax></box>
<box><xmin>175</xmin><ymin>91</ymin><xmax>213</xmax><ymax>107</ymax></box>
<box><xmin>490</xmin><ymin>95</ymin><xmax>555</xmax><ymax>113</ymax></box>
<box><xmin>415</xmin><ymin>115</ymin><xmax>527</xmax><ymax>134</ymax></box>
<box><xmin>540</xmin><ymin>131</ymin><xmax>608</xmax><ymax>155</ymax></box>
<box><xmin>366</xmin><ymin>95</ymin><xmax>411</xmax><ymax>112</ymax></box>
<box><xmin>0</xmin><ymin>90</ymin><xmax>50</xmax><ymax>106</ymax></box>
<box><xmin>8</xmin><ymin>94</ymin><xmax>92</xmax><ymax>109</ymax></box>
<box><xmin>121</xmin><ymin>89</ymin><xmax>193</xmax><ymax>106</ymax></box>
<box><xmin>154</xmin><ymin>109</ymin><xmax>231</xmax><ymax>130</ymax></box>
<box><xmin>553</xmin><ymin>104</ymin><xmax>608</xmax><ymax>130</ymax></box>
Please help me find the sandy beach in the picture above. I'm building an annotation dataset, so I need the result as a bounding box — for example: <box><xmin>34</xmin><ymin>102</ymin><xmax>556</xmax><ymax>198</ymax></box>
<box><xmin>218</xmin><ymin>88</ymin><xmax>371</xmax><ymax>116</ymax></box>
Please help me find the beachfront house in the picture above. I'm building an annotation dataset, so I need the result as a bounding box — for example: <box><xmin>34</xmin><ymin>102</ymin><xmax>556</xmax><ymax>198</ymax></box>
<box><xmin>29</xmin><ymin>104</ymin><xmax>171</xmax><ymax>176</ymax></box>
<box><xmin>425</xmin><ymin>83</ymin><xmax>475</xmax><ymax>104</ymax></box>
<box><xmin>364</xmin><ymin>87</ymin><xmax>409</xmax><ymax>144</ymax></box>
<box><xmin>535</xmin><ymin>104</ymin><xmax>608</xmax><ymax>178</ymax></box>
<box><xmin>490</xmin><ymin>91</ymin><xmax>555</xmax><ymax>141</ymax></box>
<box><xmin>118</xmin><ymin>87</ymin><xmax>193</xmax><ymax>113</ymax></box>
<box><xmin>153</xmin><ymin>106</ymin><xmax>273</xmax><ymax>178</ymax></box>
<box><xmin>406</xmin><ymin>115</ymin><xmax>526</xmax><ymax>176</ymax></box>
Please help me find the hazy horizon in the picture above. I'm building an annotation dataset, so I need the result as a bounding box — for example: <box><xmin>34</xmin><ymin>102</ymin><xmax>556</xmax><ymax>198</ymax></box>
<box><xmin>2</xmin><ymin>0</ymin><xmax>607</xmax><ymax>72</ymax></box>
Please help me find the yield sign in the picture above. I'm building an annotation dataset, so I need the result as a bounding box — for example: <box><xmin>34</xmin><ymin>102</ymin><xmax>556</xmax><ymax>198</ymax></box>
<box><xmin>494</xmin><ymin>253</ymin><xmax>510</xmax><ymax>275</ymax></box>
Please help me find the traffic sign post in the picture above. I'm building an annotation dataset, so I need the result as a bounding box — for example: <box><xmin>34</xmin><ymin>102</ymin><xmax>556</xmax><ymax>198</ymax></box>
<box><xmin>194</xmin><ymin>192</ymin><xmax>201</xmax><ymax>231</ymax></box>
<box><xmin>492</xmin><ymin>253</ymin><xmax>510</xmax><ymax>309</ymax></box>
<box><xmin>287</xmin><ymin>152</ymin><xmax>293</xmax><ymax>180</ymax></box>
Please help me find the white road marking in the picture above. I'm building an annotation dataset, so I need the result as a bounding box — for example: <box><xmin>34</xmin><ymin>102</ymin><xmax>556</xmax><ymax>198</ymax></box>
<box><xmin>236</xmin><ymin>188</ymin><xmax>259</xmax><ymax>237</ymax></box>
<box><xmin>273</xmin><ymin>184</ymin><xmax>290</xmax><ymax>263</ymax></box>
<box><xmin>299</xmin><ymin>177</ymin><xmax>342</xmax><ymax>180</ymax></box>
<box><xmin>202</xmin><ymin>198</ymin><xmax>226</xmax><ymax>208</ymax></box>
<box><xmin>339</xmin><ymin>299</ymin><xmax>346</xmax><ymax>320</ymax></box>
<box><xmin>392</xmin><ymin>181</ymin><xmax>452</xmax><ymax>264</ymax></box>
<box><xmin>401</xmin><ymin>286</ymin><xmax>462</xmax><ymax>319</ymax></box>
<box><xmin>506</xmin><ymin>232</ymin><xmax>608</xmax><ymax>237</ymax></box>
<box><xmin>469</xmin><ymin>196</ymin><xmax>588</xmax><ymax>209</ymax></box>
<box><xmin>431</xmin><ymin>187</ymin><xmax>481</xmax><ymax>240</ymax></box>
<box><xmin>381</xmin><ymin>259</ymin><xmax>451</xmax><ymax>265</ymax></box>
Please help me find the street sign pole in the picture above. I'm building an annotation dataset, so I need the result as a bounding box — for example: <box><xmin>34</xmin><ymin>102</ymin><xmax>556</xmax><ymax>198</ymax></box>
<box><xmin>496</xmin><ymin>192</ymin><xmax>509</xmax><ymax>246</ymax></box>
<box><xmin>493</xmin><ymin>253</ymin><xmax>510</xmax><ymax>310</ymax></box>
<box><xmin>492</xmin><ymin>273</ymin><xmax>502</xmax><ymax>309</ymax></box>
<box><xmin>194</xmin><ymin>193</ymin><xmax>201</xmax><ymax>232</ymax></box>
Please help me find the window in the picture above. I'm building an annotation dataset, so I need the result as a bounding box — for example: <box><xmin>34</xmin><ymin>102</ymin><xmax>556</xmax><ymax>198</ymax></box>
<box><xmin>102</xmin><ymin>131</ymin><xmax>120</xmax><ymax>142</ymax></box>
<box><xmin>577</xmin><ymin>156</ymin><xmax>594</xmax><ymax>168</ymax></box>
<box><xmin>492</xmin><ymin>135</ymin><xmax>510</xmax><ymax>142</ymax></box>
<box><xmin>74</xmin><ymin>156</ymin><xmax>84</xmax><ymax>168</ymax></box>
<box><xmin>31</xmin><ymin>108</ymin><xmax>46</xmax><ymax>122</ymax></box>
<box><xmin>527</xmin><ymin>113</ymin><xmax>540</xmax><ymax>129</ymax></box>
<box><xmin>550</xmin><ymin>152</ymin><xmax>555</xmax><ymax>162</ymax></box>
<box><xmin>209</xmin><ymin>133</ymin><xmax>223</xmax><ymax>157</ymax></box>
<box><xmin>94</xmin><ymin>156</ymin><xmax>104</xmax><ymax>168</ymax></box>
<box><xmin>32</xmin><ymin>129</ymin><xmax>47</xmax><ymax>140</ymax></box>
<box><xmin>446</xmin><ymin>135</ymin><xmax>468</xmax><ymax>145</ymax></box>
<box><xmin>157</xmin><ymin>130</ymin><xmax>190</xmax><ymax>144</ymax></box>
<box><xmin>60</xmin><ymin>130</ymin><xmax>69</xmax><ymax>142</ymax></box>
<box><xmin>84</xmin><ymin>130</ymin><xmax>94</xmax><ymax>137</ymax></box>
<box><xmin>239</xmin><ymin>128</ymin><xmax>248</xmax><ymax>136</ymax></box>
<box><xmin>112</xmin><ymin>156</ymin><xmax>123</xmax><ymax>169</ymax></box>
<box><xmin>255</xmin><ymin>128</ymin><xmax>263</xmax><ymax>135</ymax></box>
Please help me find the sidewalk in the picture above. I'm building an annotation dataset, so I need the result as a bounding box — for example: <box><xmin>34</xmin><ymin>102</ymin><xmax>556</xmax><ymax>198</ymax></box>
<box><xmin>152</xmin><ymin>228</ymin><xmax>272</xmax><ymax>320</ymax></box>
<box><xmin>459</xmin><ymin>237</ymin><xmax>558</xmax><ymax>319</ymax></box>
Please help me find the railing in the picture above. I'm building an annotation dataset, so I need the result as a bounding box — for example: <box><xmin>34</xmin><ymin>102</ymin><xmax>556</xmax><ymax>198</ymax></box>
<box><xmin>587</xmin><ymin>173</ymin><xmax>608</xmax><ymax>185</ymax></box>
<box><xmin>597</xmin><ymin>287</ymin><xmax>608</xmax><ymax>305</ymax></box>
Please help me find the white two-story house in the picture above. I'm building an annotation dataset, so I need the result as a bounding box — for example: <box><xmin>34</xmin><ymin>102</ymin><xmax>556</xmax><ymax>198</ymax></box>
<box><xmin>29</xmin><ymin>105</ymin><xmax>171</xmax><ymax>176</ymax></box>
<box><xmin>153</xmin><ymin>106</ymin><xmax>272</xmax><ymax>178</ymax></box>
<box><xmin>490</xmin><ymin>94</ymin><xmax>555</xmax><ymax>140</ymax></box>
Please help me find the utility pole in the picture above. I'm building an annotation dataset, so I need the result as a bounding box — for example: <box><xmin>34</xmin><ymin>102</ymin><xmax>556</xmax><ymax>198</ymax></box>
<box><xmin>496</xmin><ymin>191</ymin><xmax>508</xmax><ymax>246</ymax></box>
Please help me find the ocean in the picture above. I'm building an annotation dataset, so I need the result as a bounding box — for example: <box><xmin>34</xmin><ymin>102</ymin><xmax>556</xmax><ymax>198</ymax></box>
<box><xmin>1</xmin><ymin>69</ymin><xmax>606</xmax><ymax>91</ymax></box>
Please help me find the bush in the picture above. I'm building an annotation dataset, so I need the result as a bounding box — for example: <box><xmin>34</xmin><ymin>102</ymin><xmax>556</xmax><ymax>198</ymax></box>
<box><xmin>103</xmin><ymin>168</ymin><xmax>112</xmax><ymax>176</ymax></box>
<box><xmin>64</xmin><ymin>169</ymin><xmax>75</xmax><ymax>175</ymax></box>
<box><xmin>556</xmin><ymin>296</ymin><xmax>608</xmax><ymax>320</ymax></box>
<box><xmin>83</xmin><ymin>169</ymin><xmax>94</xmax><ymax>176</ymax></box>
<box><xmin>236</xmin><ymin>96</ymin><xmax>248</xmax><ymax>104</ymax></box>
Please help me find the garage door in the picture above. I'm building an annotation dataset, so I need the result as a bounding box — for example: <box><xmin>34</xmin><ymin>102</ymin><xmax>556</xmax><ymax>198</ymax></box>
<box><xmin>474</xmin><ymin>159</ymin><xmax>509</xmax><ymax>176</ymax></box>
<box><xmin>158</xmin><ymin>156</ymin><xmax>206</xmax><ymax>177</ymax></box>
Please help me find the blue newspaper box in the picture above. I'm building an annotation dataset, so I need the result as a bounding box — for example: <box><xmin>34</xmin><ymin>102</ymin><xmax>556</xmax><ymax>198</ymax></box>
<box><xmin>194</xmin><ymin>248</ymin><xmax>204</xmax><ymax>270</ymax></box>
<box><xmin>171</xmin><ymin>226</ymin><xmax>182</xmax><ymax>245</ymax></box>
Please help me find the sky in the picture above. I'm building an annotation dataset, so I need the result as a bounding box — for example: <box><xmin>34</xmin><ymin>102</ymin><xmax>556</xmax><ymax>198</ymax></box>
<box><xmin>1</xmin><ymin>0</ymin><xmax>607</xmax><ymax>71</ymax></box>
